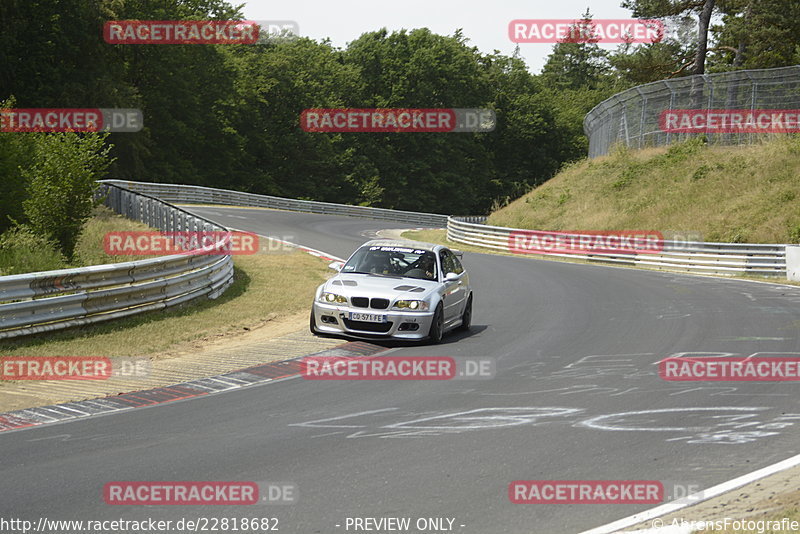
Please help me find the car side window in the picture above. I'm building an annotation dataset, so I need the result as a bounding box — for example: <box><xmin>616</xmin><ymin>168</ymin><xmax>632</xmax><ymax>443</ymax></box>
<box><xmin>439</xmin><ymin>250</ymin><xmax>448</xmax><ymax>277</ymax></box>
<box><xmin>440</xmin><ymin>250</ymin><xmax>462</xmax><ymax>276</ymax></box>
<box><xmin>448</xmin><ymin>251</ymin><xmax>464</xmax><ymax>274</ymax></box>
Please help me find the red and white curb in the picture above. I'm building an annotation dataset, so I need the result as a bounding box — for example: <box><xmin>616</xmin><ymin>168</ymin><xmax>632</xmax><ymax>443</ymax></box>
<box><xmin>0</xmin><ymin>341</ymin><xmax>387</xmax><ymax>434</ymax></box>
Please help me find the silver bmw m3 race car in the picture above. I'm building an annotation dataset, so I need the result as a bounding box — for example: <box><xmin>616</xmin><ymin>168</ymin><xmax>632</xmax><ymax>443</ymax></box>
<box><xmin>310</xmin><ymin>239</ymin><xmax>472</xmax><ymax>343</ymax></box>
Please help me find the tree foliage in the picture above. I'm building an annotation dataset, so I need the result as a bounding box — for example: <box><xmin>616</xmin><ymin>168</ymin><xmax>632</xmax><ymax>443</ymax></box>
<box><xmin>1</xmin><ymin>0</ymin><xmax>799</xmax><ymax>225</ymax></box>
<box><xmin>711</xmin><ymin>0</ymin><xmax>800</xmax><ymax>70</ymax></box>
<box><xmin>22</xmin><ymin>133</ymin><xmax>113</xmax><ymax>259</ymax></box>
<box><xmin>0</xmin><ymin>94</ymin><xmax>34</xmax><ymax>233</ymax></box>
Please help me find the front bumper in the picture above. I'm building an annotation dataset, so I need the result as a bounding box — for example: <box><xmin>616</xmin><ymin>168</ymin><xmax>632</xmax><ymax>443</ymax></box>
<box><xmin>312</xmin><ymin>302</ymin><xmax>435</xmax><ymax>340</ymax></box>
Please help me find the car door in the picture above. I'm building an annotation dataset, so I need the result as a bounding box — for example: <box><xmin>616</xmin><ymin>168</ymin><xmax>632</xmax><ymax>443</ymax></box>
<box><xmin>439</xmin><ymin>249</ymin><xmax>466</xmax><ymax>324</ymax></box>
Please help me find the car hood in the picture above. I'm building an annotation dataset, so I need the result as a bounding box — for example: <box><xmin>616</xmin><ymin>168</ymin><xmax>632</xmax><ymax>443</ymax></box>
<box><xmin>325</xmin><ymin>273</ymin><xmax>439</xmax><ymax>300</ymax></box>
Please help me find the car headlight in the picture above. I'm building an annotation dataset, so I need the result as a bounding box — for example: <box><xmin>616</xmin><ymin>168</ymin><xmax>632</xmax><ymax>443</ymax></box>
<box><xmin>319</xmin><ymin>292</ymin><xmax>347</xmax><ymax>304</ymax></box>
<box><xmin>394</xmin><ymin>300</ymin><xmax>429</xmax><ymax>311</ymax></box>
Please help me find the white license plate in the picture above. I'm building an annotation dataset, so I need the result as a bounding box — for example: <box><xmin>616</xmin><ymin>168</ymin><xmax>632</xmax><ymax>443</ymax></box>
<box><xmin>349</xmin><ymin>312</ymin><xmax>386</xmax><ymax>323</ymax></box>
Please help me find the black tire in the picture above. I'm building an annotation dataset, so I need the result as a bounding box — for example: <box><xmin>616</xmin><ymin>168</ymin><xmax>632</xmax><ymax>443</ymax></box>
<box><xmin>309</xmin><ymin>309</ymin><xmax>319</xmax><ymax>335</ymax></box>
<box><xmin>427</xmin><ymin>304</ymin><xmax>444</xmax><ymax>344</ymax></box>
<box><xmin>458</xmin><ymin>294</ymin><xmax>472</xmax><ymax>331</ymax></box>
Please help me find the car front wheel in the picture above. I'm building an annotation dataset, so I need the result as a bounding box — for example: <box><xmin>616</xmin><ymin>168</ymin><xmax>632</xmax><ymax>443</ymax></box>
<box><xmin>427</xmin><ymin>304</ymin><xmax>444</xmax><ymax>344</ymax></box>
<box><xmin>309</xmin><ymin>309</ymin><xmax>319</xmax><ymax>335</ymax></box>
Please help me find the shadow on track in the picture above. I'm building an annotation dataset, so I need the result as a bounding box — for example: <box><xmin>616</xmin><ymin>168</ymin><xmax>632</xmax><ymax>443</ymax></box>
<box><xmin>312</xmin><ymin>324</ymin><xmax>488</xmax><ymax>350</ymax></box>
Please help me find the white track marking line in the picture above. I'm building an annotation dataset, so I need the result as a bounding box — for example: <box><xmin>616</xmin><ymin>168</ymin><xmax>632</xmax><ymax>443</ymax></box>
<box><xmin>579</xmin><ymin>451</ymin><xmax>800</xmax><ymax>533</ymax></box>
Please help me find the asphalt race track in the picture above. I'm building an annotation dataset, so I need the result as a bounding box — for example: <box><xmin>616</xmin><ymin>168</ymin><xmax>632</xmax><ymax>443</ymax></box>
<box><xmin>2</xmin><ymin>207</ymin><xmax>800</xmax><ymax>534</ymax></box>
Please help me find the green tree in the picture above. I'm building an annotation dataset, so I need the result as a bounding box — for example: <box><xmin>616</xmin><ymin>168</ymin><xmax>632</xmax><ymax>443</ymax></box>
<box><xmin>22</xmin><ymin>133</ymin><xmax>113</xmax><ymax>259</ymax></box>
<box><xmin>0</xmin><ymin>0</ymin><xmax>634</xmax><ymax>217</ymax></box>
<box><xmin>532</xmin><ymin>11</ymin><xmax>618</xmax><ymax>190</ymax></box>
<box><xmin>341</xmin><ymin>28</ymin><xmax>495</xmax><ymax>213</ymax></box>
<box><xmin>480</xmin><ymin>53</ymin><xmax>567</xmax><ymax>205</ymax></box>
<box><xmin>101</xmin><ymin>0</ymin><xmax>248</xmax><ymax>186</ymax></box>
<box><xmin>710</xmin><ymin>0</ymin><xmax>800</xmax><ymax>69</ymax></box>
<box><xmin>609</xmin><ymin>41</ymin><xmax>690</xmax><ymax>85</ymax></box>
<box><xmin>222</xmin><ymin>36</ymin><xmax>363</xmax><ymax>201</ymax></box>
<box><xmin>541</xmin><ymin>11</ymin><xmax>611</xmax><ymax>90</ymax></box>
<box><xmin>0</xmin><ymin>0</ymin><xmax>253</xmax><ymax>191</ymax></box>
<box><xmin>622</xmin><ymin>0</ymin><xmax>717</xmax><ymax>75</ymax></box>
<box><xmin>0</xmin><ymin>99</ymin><xmax>35</xmax><ymax>233</ymax></box>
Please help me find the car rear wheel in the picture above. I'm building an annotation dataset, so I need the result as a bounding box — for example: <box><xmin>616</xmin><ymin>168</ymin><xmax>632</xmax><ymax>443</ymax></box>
<box><xmin>427</xmin><ymin>304</ymin><xmax>444</xmax><ymax>344</ymax></box>
<box><xmin>458</xmin><ymin>294</ymin><xmax>472</xmax><ymax>331</ymax></box>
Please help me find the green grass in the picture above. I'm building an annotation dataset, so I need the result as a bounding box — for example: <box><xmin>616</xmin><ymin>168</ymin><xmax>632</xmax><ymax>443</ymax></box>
<box><xmin>0</xmin><ymin>251</ymin><xmax>330</xmax><ymax>357</ymax></box>
<box><xmin>0</xmin><ymin>203</ymin><xmax>332</xmax><ymax>357</ymax></box>
<box><xmin>488</xmin><ymin>137</ymin><xmax>800</xmax><ymax>244</ymax></box>
<box><xmin>0</xmin><ymin>205</ymin><xmax>152</xmax><ymax>275</ymax></box>
<box><xmin>71</xmin><ymin>205</ymin><xmax>152</xmax><ymax>266</ymax></box>
<box><xmin>0</xmin><ymin>226</ymin><xmax>66</xmax><ymax>275</ymax></box>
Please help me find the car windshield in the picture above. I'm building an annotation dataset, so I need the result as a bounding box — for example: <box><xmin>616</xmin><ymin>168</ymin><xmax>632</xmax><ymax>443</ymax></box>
<box><xmin>342</xmin><ymin>245</ymin><xmax>437</xmax><ymax>280</ymax></box>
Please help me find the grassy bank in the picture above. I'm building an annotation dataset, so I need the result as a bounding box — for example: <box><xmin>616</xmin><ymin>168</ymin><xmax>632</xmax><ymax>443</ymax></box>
<box><xmin>488</xmin><ymin>137</ymin><xmax>800</xmax><ymax>244</ymax></box>
<box><xmin>0</xmin><ymin>205</ymin><xmax>152</xmax><ymax>275</ymax></box>
<box><xmin>0</xmin><ymin>251</ymin><xmax>330</xmax><ymax>357</ymax></box>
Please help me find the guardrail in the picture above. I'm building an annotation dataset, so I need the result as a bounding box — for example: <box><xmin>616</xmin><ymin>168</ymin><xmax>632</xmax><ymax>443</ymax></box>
<box><xmin>99</xmin><ymin>180</ymin><xmax>789</xmax><ymax>278</ymax></box>
<box><xmin>0</xmin><ymin>184</ymin><xmax>234</xmax><ymax>339</ymax></box>
<box><xmin>447</xmin><ymin>217</ymin><xmax>787</xmax><ymax>277</ymax></box>
<box><xmin>100</xmin><ymin>180</ymin><xmax>450</xmax><ymax>227</ymax></box>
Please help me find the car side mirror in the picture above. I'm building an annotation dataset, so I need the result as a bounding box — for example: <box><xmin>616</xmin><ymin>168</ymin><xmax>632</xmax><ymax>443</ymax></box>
<box><xmin>445</xmin><ymin>272</ymin><xmax>460</xmax><ymax>282</ymax></box>
<box><xmin>328</xmin><ymin>261</ymin><xmax>344</xmax><ymax>272</ymax></box>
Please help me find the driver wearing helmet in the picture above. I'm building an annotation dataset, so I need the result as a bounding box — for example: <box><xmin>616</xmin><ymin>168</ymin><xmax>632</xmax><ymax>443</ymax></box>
<box><xmin>402</xmin><ymin>252</ymin><xmax>436</xmax><ymax>280</ymax></box>
<box><xmin>415</xmin><ymin>252</ymin><xmax>436</xmax><ymax>280</ymax></box>
<box><xmin>364</xmin><ymin>251</ymin><xmax>392</xmax><ymax>274</ymax></box>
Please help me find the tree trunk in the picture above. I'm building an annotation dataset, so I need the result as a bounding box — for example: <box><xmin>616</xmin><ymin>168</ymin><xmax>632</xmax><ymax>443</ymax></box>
<box><xmin>693</xmin><ymin>0</ymin><xmax>716</xmax><ymax>75</ymax></box>
<box><xmin>687</xmin><ymin>0</ymin><xmax>716</xmax><ymax>115</ymax></box>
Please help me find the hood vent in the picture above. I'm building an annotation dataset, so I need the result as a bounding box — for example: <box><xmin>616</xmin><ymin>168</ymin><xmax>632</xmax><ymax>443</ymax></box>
<box><xmin>394</xmin><ymin>285</ymin><xmax>425</xmax><ymax>292</ymax></box>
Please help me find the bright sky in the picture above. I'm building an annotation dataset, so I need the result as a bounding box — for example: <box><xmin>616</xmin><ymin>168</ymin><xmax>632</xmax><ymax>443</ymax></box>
<box><xmin>242</xmin><ymin>0</ymin><xmax>634</xmax><ymax>74</ymax></box>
